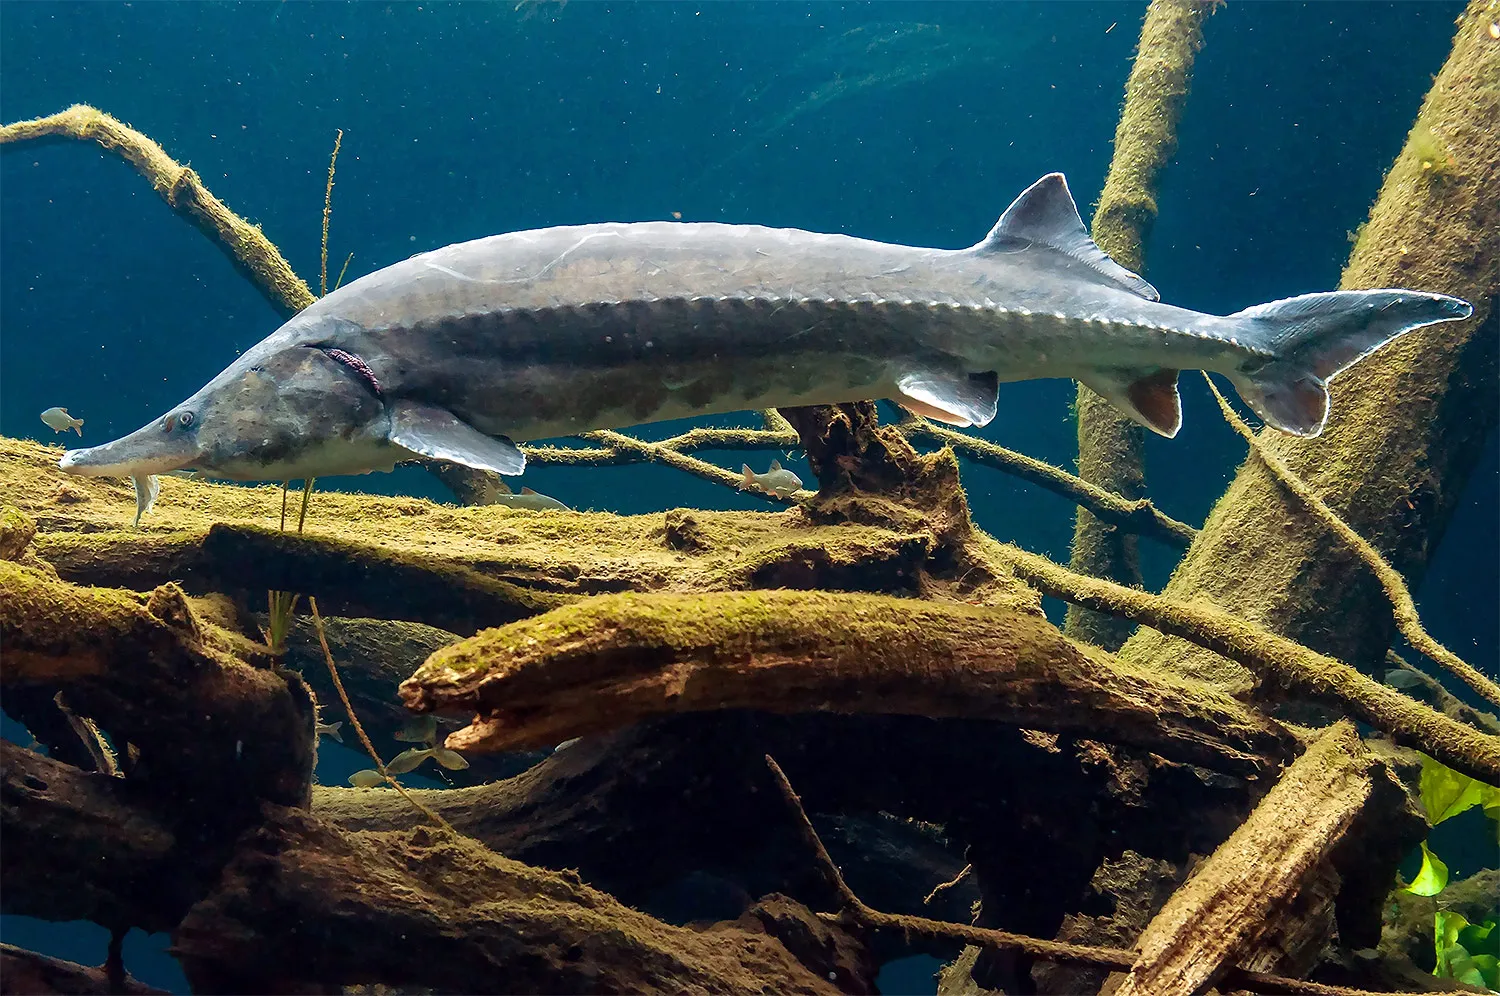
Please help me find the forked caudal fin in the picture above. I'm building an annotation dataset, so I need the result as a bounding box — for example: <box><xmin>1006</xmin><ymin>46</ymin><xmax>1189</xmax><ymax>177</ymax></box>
<box><xmin>1225</xmin><ymin>289</ymin><xmax>1473</xmax><ymax>437</ymax></box>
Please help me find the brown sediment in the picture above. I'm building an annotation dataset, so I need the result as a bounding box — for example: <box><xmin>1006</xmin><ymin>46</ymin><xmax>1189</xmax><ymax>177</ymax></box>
<box><xmin>1069</xmin><ymin>0</ymin><xmax>1217</xmax><ymax>651</ymax></box>
<box><xmin>1119</xmin><ymin>0</ymin><xmax>1500</xmax><ymax>691</ymax></box>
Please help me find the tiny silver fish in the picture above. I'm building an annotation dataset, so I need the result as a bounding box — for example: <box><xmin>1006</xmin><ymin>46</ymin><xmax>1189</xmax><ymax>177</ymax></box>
<box><xmin>315</xmin><ymin>720</ymin><xmax>343</xmax><ymax>742</ymax></box>
<box><xmin>348</xmin><ymin>769</ymin><xmax>387</xmax><ymax>788</ymax></box>
<box><xmin>131</xmin><ymin>474</ymin><xmax>160</xmax><ymax>528</ymax></box>
<box><xmin>492</xmin><ymin>487</ymin><xmax>572</xmax><ymax>511</ymax></box>
<box><xmin>740</xmin><ymin>459</ymin><xmax>803</xmax><ymax>499</ymax></box>
<box><xmin>1383</xmin><ymin>668</ymin><xmax>1426</xmax><ymax>691</ymax></box>
<box><xmin>40</xmin><ymin>407</ymin><xmax>84</xmax><ymax>436</ymax></box>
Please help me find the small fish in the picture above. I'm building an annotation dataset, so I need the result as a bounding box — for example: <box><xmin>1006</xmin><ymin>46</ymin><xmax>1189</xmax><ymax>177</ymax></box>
<box><xmin>40</xmin><ymin>407</ymin><xmax>84</xmax><ymax>436</ymax></box>
<box><xmin>553</xmin><ymin>737</ymin><xmax>582</xmax><ymax>753</ymax></box>
<box><xmin>348</xmin><ymin>769</ymin><xmax>387</xmax><ymax>788</ymax></box>
<box><xmin>492</xmin><ymin>487</ymin><xmax>572</xmax><ymax>511</ymax></box>
<box><xmin>1383</xmin><ymin>668</ymin><xmax>1426</xmax><ymax>691</ymax></box>
<box><xmin>739</xmin><ymin>459</ymin><xmax>803</xmax><ymax>499</ymax></box>
<box><xmin>386</xmin><ymin>745</ymin><xmax>470</xmax><ymax>774</ymax></box>
<box><xmin>316</xmin><ymin>720</ymin><xmax>343</xmax><ymax>743</ymax></box>
<box><xmin>394</xmin><ymin>714</ymin><xmax>438</xmax><ymax>745</ymax></box>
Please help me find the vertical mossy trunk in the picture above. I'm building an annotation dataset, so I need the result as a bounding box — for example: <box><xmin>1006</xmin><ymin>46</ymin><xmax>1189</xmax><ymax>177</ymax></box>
<box><xmin>1119</xmin><ymin>0</ymin><xmax>1500</xmax><ymax>691</ymax></box>
<box><xmin>1067</xmin><ymin>0</ymin><xmax>1213</xmax><ymax>650</ymax></box>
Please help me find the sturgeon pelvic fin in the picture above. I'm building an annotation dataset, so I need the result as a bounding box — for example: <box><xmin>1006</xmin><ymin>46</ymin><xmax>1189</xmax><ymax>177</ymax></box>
<box><xmin>388</xmin><ymin>400</ymin><xmax>526</xmax><ymax>475</ymax></box>
<box><xmin>975</xmin><ymin>173</ymin><xmax>1159</xmax><ymax>302</ymax></box>
<box><xmin>1224</xmin><ymin>290</ymin><xmax>1473</xmax><ymax>436</ymax></box>
<box><xmin>1080</xmin><ymin>368</ymin><xmax>1183</xmax><ymax>438</ymax></box>
<box><xmin>896</xmin><ymin>369</ymin><xmax>1000</xmax><ymax>427</ymax></box>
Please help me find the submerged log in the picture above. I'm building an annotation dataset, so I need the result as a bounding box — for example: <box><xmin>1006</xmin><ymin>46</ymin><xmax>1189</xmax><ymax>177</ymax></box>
<box><xmin>401</xmin><ymin>589</ymin><xmax>1296</xmax><ymax>773</ymax></box>
<box><xmin>1109</xmin><ymin>723</ymin><xmax>1405</xmax><ymax>996</ymax></box>
<box><xmin>0</xmin><ymin>944</ymin><xmax>167</xmax><ymax>996</ymax></box>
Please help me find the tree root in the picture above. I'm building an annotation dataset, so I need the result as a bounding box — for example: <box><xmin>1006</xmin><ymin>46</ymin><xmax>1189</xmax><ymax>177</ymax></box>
<box><xmin>0</xmin><ymin>943</ymin><xmax>167</xmax><ymax>996</ymax></box>
<box><xmin>1205</xmin><ymin>373</ymin><xmax>1500</xmax><ymax>712</ymax></box>
<box><xmin>982</xmin><ymin>539</ymin><xmax>1500</xmax><ymax>785</ymax></box>
<box><xmin>399</xmin><ymin>589</ymin><xmax>1295</xmax><ymax>774</ymax></box>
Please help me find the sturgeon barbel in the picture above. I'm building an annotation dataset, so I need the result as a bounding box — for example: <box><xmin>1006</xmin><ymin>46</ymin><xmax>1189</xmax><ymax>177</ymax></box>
<box><xmin>60</xmin><ymin>173</ymin><xmax>1472</xmax><ymax>495</ymax></box>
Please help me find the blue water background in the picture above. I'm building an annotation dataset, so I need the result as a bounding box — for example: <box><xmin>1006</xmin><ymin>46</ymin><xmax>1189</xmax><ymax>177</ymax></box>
<box><xmin>2</xmin><ymin>3</ymin><xmax>1493</xmax><ymax>993</ymax></box>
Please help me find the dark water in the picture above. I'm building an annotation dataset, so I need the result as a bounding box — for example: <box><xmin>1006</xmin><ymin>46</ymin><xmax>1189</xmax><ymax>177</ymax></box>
<box><xmin>1</xmin><ymin>3</ymin><xmax>1493</xmax><ymax>993</ymax></box>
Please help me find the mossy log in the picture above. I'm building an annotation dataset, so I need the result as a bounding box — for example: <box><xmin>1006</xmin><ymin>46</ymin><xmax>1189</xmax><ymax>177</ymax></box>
<box><xmin>1109</xmin><ymin>723</ymin><xmax>1409</xmax><ymax>996</ymax></box>
<box><xmin>171</xmin><ymin>808</ymin><xmax>859</xmax><ymax>995</ymax></box>
<box><xmin>0</xmin><ymin>560</ymin><xmax>315</xmax><ymax>809</ymax></box>
<box><xmin>1069</xmin><ymin>0</ymin><xmax>1216</xmax><ymax>651</ymax></box>
<box><xmin>0</xmin><ymin>943</ymin><xmax>168</xmax><ymax>996</ymax></box>
<box><xmin>1120</xmin><ymin>0</ymin><xmax>1500</xmax><ymax>691</ymax></box>
<box><xmin>400</xmin><ymin>589</ymin><xmax>1296</xmax><ymax>774</ymax></box>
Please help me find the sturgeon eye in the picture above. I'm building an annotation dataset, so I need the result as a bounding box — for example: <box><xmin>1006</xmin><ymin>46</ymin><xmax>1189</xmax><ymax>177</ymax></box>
<box><xmin>165</xmin><ymin>410</ymin><xmax>195</xmax><ymax>432</ymax></box>
<box><xmin>178</xmin><ymin>411</ymin><xmax>195</xmax><ymax>428</ymax></box>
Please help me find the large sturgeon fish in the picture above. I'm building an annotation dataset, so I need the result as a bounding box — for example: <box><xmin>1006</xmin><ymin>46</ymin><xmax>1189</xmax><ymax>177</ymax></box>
<box><xmin>61</xmin><ymin>173</ymin><xmax>1471</xmax><ymax>508</ymax></box>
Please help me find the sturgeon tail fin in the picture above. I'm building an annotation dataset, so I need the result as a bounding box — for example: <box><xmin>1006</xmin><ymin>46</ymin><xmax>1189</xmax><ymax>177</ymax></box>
<box><xmin>1225</xmin><ymin>289</ymin><xmax>1472</xmax><ymax>437</ymax></box>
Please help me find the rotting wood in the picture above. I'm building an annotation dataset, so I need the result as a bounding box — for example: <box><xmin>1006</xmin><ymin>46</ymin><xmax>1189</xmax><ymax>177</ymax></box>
<box><xmin>400</xmin><ymin>589</ymin><xmax>1295</xmax><ymax>774</ymax></box>
<box><xmin>0</xmin><ymin>560</ymin><xmax>316</xmax><ymax>808</ymax></box>
<box><xmin>171</xmin><ymin>807</ymin><xmax>852</xmax><ymax>995</ymax></box>
<box><xmin>1109</xmin><ymin>722</ymin><xmax>1378</xmax><ymax>996</ymax></box>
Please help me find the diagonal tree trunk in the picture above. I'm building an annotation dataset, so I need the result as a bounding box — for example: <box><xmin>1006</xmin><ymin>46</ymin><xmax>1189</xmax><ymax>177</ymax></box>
<box><xmin>1068</xmin><ymin>0</ymin><xmax>1216</xmax><ymax>650</ymax></box>
<box><xmin>1119</xmin><ymin>0</ymin><xmax>1500</xmax><ymax>692</ymax></box>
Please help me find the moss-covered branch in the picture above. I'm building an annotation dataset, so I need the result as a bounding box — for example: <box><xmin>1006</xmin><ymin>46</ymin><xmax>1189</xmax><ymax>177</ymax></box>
<box><xmin>1069</xmin><ymin>0</ymin><xmax>1217</xmax><ymax>649</ymax></box>
<box><xmin>983</xmin><ymin>539</ymin><xmax>1500</xmax><ymax>785</ymax></box>
<box><xmin>399</xmin><ymin>589</ymin><xmax>1295</xmax><ymax>774</ymax></box>
<box><xmin>0</xmin><ymin>104</ymin><xmax>314</xmax><ymax>317</ymax></box>
<box><xmin>1118</xmin><ymin>0</ymin><xmax>1500</xmax><ymax>691</ymax></box>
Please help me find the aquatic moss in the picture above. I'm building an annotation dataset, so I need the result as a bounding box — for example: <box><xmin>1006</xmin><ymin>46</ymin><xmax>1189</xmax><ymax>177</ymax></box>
<box><xmin>1069</xmin><ymin>0</ymin><xmax>1215</xmax><ymax>651</ymax></box>
<box><xmin>0</xmin><ymin>505</ymin><xmax>37</xmax><ymax>560</ymax></box>
<box><xmin>1119</xmin><ymin>0</ymin><xmax>1500</xmax><ymax>690</ymax></box>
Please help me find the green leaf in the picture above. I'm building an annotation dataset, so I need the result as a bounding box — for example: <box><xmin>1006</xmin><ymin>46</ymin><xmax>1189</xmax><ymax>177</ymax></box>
<box><xmin>1419</xmin><ymin>755</ymin><xmax>1500</xmax><ymax>826</ymax></box>
<box><xmin>1460</xmin><ymin>919</ymin><xmax>1499</xmax><ymax>959</ymax></box>
<box><xmin>1468</xmin><ymin>953</ymin><xmax>1499</xmax><ymax>990</ymax></box>
<box><xmin>1406</xmin><ymin>840</ymin><xmax>1450</xmax><ymax>897</ymax></box>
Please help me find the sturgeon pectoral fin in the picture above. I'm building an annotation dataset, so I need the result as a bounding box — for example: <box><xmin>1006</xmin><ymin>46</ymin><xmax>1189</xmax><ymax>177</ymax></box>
<box><xmin>1079</xmin><ymin>367</ymin><xmax>1182</xmax><ymax>438</ymax></box>
<box><xmin>975</xmin><ymin>173</ymin><xmax>1159</xmax><ymax>302</ymax></box>
<box><xmin>388</xmin><ymin>401</ymin><xmax>526</xmax><ymax>476</ymax></box>
<box><xmin>895</xmin><ymin>370</ymin><xmax>999</xmax><ymax>428</ymax></box>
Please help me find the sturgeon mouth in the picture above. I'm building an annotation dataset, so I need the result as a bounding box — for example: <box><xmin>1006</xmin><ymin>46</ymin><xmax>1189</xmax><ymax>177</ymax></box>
<box><xmin>58</xmin><ymin>423</ymin><xmax>198</xmax><ymax>478</ymax></box>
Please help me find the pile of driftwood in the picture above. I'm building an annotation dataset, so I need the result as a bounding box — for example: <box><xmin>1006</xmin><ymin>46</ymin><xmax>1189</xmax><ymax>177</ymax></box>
<box><xmin>2</xmin><ymin>1</ymin><xmax>1498</xmax><ymax>993</ymax></box>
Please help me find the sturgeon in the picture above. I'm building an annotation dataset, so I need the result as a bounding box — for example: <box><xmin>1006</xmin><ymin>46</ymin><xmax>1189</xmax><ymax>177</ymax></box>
<box><xmin>60</xmin><ymin>173</ymin><xmax>1471</xmax><ymax>497</ymax></box>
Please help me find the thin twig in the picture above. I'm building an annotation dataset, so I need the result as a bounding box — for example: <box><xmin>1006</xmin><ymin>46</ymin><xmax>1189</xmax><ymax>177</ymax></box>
<box><xmin>53</xmin><ymin>691</ymin><xmax>118</xmax><ymax>776</ymax></box>
<box><xmin>296</xmin><ymin>477</ymin><xmax>316</xmax><ymax>533</ymax></box>
<box><xmin>900</xmin><ymin>416</ymin><xmax>1195</xmax><ymax>548</ymax></box>
<box><xmin>922</xmin><ymin>863</ymin><xmax>971</xmax><ymax>905</ymax></box>
<box><xmin>309</xmin><ymin>596</ymin><xmax>453</xmax><ymax>832</ymax></box>
<box><xmin>279</xmin><ymin>480</ymin><xmax>290</xmax><ymax>532</ymax></box>
<box><xmin>1203</xmin><ymin>373</ymin><xmax>1500</xmax><ymax>712</ymax></box>
<box><xmin>334</xmin><ymin>251</ymin><xmax>354</xmax><ymax>292</ymax></box>
<box><xmin>763</xmin><ymin>755</ymin><xmax>1396</xmax><ymax>996</ymax></box>
<box><xmin>320</xmin><ymin>129</ymin><xmax>343</xmax><ymax>298</ymax></box>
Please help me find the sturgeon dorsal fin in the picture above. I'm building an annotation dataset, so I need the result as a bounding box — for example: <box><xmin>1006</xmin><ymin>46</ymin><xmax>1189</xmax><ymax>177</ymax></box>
<box><xmin>975</xmin><ymin>173</ymin><xmax>1159</xmax><ymax>302</ymax></box>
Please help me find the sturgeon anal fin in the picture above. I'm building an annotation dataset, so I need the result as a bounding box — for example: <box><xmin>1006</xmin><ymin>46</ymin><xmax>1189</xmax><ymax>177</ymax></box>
<box><xmin>1079</xmin><ymin>367</ymin><xmax>1182</xmax><ymax>438</ymax></box>
<box><xmin>388</xmin><ymin>401</ymin><xmax>526</xmax><ymax>476</ymax></box>
<box><xmin>895</xmin><ymin>370</ymin><xmax>999</xmax><ymax>428</ymax></box>
<box><xmin>975</xmin><ymin>173</ymin><xmax>1159</xmax><ymax>302</ymax></box>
